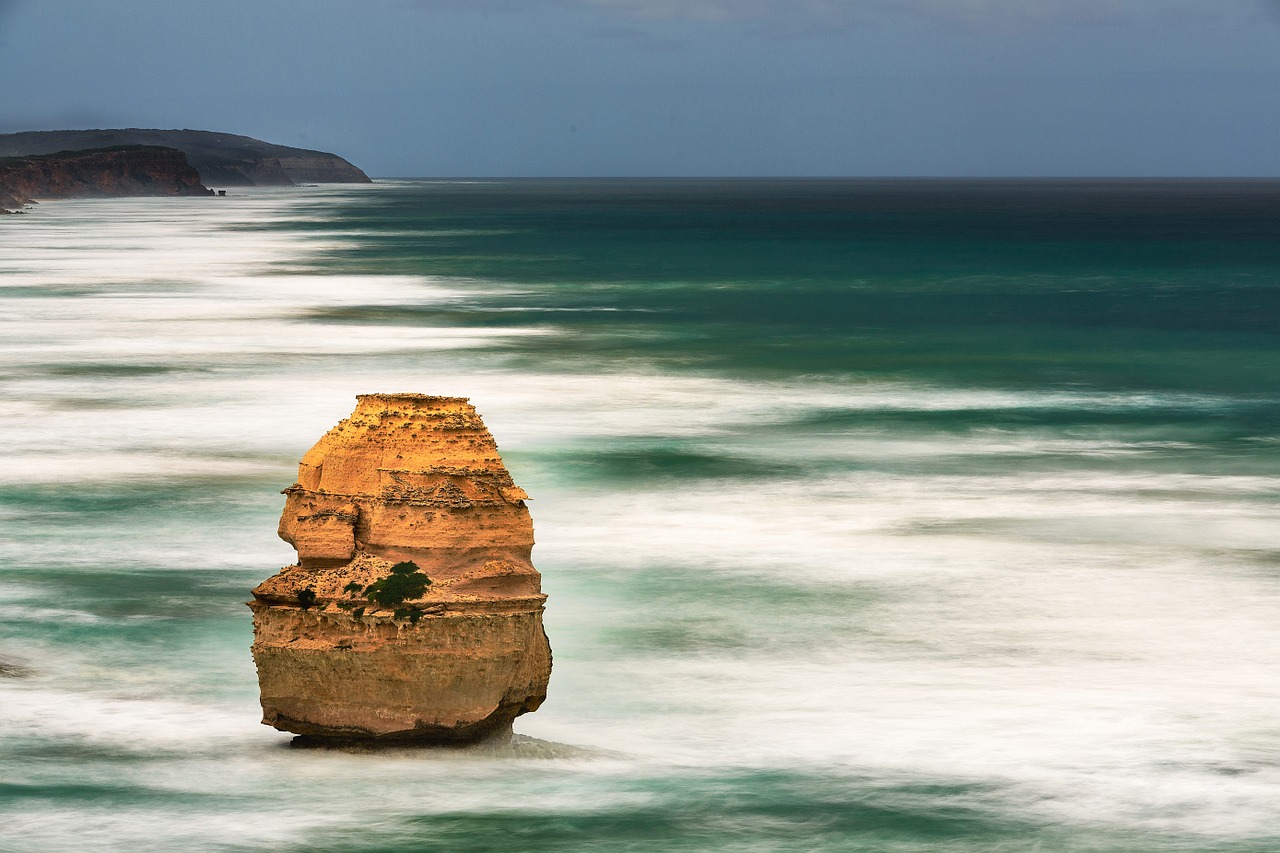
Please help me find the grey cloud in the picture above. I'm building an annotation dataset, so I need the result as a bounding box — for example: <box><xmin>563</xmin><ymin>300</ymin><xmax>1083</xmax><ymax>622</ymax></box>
<box><xmin>577</xmin><ymin>0</ymin><xmax>1238</xmax><ymax>30</ymax></box>
<box><xmin>0</xmin><ymin>1</ymin><xmax>15</xmax><ymax>49</ymax></box>
<box><xmin>584</xmin><ymin>0</ymin><xmax>772</xmax><ymax>22</ymax></box>
<box><xmin>402</xmin><ymin>0</ymin><xmax>1115</xmax><ymax>20</ymax></box>
<box><xmin>593</xmin><ymin>24</ymin><xmax>686</xmax><ymax>51</ymax></box>
<box><xmin>404</xmin><ymin>0</ymin><xmax>1261</xmax><ymax>33</ymax></box>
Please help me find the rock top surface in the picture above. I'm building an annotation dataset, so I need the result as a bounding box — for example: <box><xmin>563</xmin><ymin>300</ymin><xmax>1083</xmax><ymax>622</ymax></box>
<box><xmin>250</xmin><ymin>394</ymin><xmax>551</xmax><ymax>743</ymax></box>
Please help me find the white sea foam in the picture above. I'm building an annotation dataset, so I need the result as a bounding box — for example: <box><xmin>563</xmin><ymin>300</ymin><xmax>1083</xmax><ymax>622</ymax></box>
<box><xmin>522</xmin><ymin>473</ymin><xmax>1280</xmax><ymax>837</ymax></box>
<box><xmin>0</xmin><ymin>685</ymin><xmax>270</xmax><ymax>749</ymax></box>
<box><xmin>2</xmin><ymin>187</ymin><xmax>1278</xmax><ymax>848</ymax></box>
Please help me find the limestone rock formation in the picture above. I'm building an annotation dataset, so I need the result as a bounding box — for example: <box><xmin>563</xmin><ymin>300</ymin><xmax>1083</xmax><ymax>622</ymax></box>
<box><xmin>0</xmin><ymin>146</ymin><xmax>212</xmax><ymax>212</ymax></box>
<box><xmin>0</xmin><ymin>129</ymin><xmax>371</xmax><ymax>187</ymax></box>
<box><xmin>250</xmin><ymin>394</ymin><xmax>551</xmax><ymax>743</ymax></box>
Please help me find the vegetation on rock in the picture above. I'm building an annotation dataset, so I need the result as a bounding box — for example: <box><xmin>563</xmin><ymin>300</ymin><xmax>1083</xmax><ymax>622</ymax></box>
<box><xmin>363</xmin><ymin>561</ymin><xmax>432</xmax><ymax>608</ymax></box>
<box><xmin>394</xmin><ymin>606</ymin><xmax>426</xmax><ymax>624</ymax></box>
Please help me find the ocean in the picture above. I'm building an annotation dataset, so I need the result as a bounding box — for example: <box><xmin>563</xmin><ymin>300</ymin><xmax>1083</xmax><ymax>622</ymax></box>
<box><xmin>1</xmin><ymin>179</ymin><xmax>1279</xmax><ymax>851</ymax></box>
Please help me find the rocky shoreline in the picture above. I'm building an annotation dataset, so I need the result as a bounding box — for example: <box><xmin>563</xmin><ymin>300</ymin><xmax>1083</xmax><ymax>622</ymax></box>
<box><xmin>0</xmin><ymin>128</ymin><xmax>371</xmax><ymax>187</ymax></box>
<box><xmin>0</xmin><ymin>145</ymin><xmax>212</xmax><ymax>213</ymax></box>
<box><xmin>0</xmin><ymin>128</ymin><xmax>371</xmax><ymax>212</ymax></box>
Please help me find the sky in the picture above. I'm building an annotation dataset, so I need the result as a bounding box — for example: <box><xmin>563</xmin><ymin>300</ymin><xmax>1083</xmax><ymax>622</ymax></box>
<box><xmin>0</xmin><ymin>0</ymin><xmax>1278</xmax><ymax>177</ymax></box>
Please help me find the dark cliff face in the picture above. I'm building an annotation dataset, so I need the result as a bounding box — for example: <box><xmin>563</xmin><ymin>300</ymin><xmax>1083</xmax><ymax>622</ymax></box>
<box><xmin>0</xmin><ymin>129</ymin><xmax>372</xmax><ymax>188</ymax></box>
<box><xmin>0</xmin><ymin>146</ymin><xmax>212</xmax><ymax>212</ymax></box>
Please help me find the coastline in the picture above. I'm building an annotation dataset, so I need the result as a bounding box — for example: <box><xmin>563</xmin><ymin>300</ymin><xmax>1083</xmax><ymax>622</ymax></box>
<box><xmin>0</xmin><ymin>145</ymin><xmax>211</xmax><ymax>213</ymax></box>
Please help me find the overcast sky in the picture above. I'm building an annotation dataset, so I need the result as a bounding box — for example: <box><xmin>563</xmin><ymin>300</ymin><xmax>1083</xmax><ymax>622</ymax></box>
<box><xmin>1</xmin><ymin>0</ymin><xmax>1278</xmax><ymax>176</ymax></box>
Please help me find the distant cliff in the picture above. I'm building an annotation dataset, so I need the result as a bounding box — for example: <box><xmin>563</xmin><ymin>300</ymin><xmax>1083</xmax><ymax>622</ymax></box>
<box><xmin>0</xmin><ymin>129</ymin><xmax>371</xmax><ymax>188</ymax></box>
<box><xmin>0</xmin><ymin>146</ymin><xmax>212</xmax><ymax>213</ymax></box>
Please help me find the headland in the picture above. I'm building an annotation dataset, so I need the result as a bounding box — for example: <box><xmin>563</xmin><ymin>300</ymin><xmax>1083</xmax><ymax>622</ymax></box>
<box><xmin>0</xmin><ymin>128</ymin><xmax>370</xmax><ymax>212</ymax></box>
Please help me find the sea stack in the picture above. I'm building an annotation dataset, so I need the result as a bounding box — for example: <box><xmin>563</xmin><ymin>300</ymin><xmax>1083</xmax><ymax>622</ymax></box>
<box><xmin>250</xmin><ymin>394</ymin><xmax>551</xmax><ymax>743</ymax></box>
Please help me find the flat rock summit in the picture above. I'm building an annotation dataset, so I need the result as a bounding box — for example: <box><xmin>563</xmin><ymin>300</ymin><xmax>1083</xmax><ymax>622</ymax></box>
<box><xmin>250</xmin><ymin>394</ymin><xmax>552</xmax><ymax>744</ymax></box>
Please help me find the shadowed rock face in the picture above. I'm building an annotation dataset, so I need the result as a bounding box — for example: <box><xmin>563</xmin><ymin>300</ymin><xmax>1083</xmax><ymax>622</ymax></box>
<box><xmin>0</xmin><ymin>146</ymin><xmax>211</xmax><ymax>212</ymax></box>
<box><xmin>250</xmin><ymin>394</ymin><xmax>551</xmax><ymax>743</ymax></box>
<box><xmin>0</xmin><ymin>129</ymin><xmax>371</xmax><ymax>187</ymax></box>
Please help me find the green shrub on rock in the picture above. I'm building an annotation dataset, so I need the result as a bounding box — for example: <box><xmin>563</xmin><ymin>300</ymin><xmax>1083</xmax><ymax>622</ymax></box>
<box><xmin>364</xmin><ymin>561</ymin><xmax>431</xmax><ymax>607</ymax></box>
<box><xmin>394</xmin><ymin>606</ymin><xmax>425</xmax><ymax>624</ymax></box>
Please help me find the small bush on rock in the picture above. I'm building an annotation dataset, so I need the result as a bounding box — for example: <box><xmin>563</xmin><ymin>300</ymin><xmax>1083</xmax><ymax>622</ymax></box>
<box><xmin>364</xmin><ymin>560</ymin><xmax>431</xmax><ymax>607</ymax></box>
<box><xmin>394</xmin><ymin>606</ymin><xmax>425</xmax><ymax>624</ymax></box>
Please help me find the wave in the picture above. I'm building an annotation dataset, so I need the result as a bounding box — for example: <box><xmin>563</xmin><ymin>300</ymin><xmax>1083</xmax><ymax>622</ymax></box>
<box><xmin>4</xmin><ymin>184</ymin><xmax>1279</xmax><ymax>851</ymax></box>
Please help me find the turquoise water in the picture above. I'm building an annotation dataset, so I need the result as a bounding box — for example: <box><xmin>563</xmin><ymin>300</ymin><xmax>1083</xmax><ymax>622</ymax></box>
<box><xmin>2</xmin><ymin>179</ymin><xmax>1279</xmax><ymax>851</ymax></box>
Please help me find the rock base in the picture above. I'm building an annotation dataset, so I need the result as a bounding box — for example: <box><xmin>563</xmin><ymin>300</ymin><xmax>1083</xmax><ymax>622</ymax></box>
<box><xmin>250</xmin><ymin>603</ymin><xmax>551</xmax><ymax>743</ymax></box>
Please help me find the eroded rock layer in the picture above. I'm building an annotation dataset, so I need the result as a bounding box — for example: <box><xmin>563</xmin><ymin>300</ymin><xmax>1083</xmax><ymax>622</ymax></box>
<box><xmin>0</xmin><ymin>129</ymin><xmax>371</xmax><ymax>187</ymax></box>
<box><xmin>0</xmin><ymin>146</ymin><xmax>212</xmax><ymax>212</ymax></box>
<box><xmin>250</xmin><ymin>394</ymin><xmax>551</xmax><ymax>742</ymax></box>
